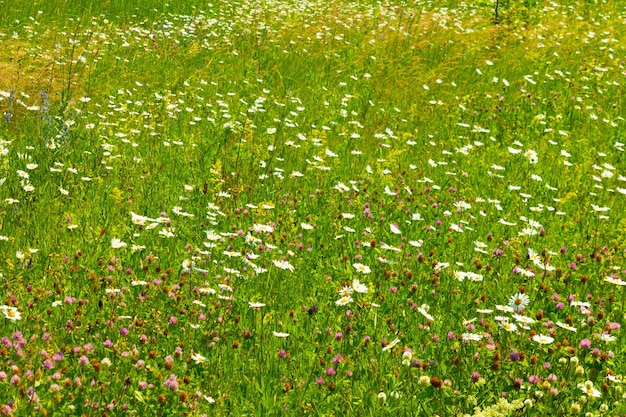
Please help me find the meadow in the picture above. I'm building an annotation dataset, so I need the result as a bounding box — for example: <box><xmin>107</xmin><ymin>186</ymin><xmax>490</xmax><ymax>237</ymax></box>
<box><xmin>1</xmin><ymin>0</ymin><xmax>626</xmax><ymax>415</ymax></box>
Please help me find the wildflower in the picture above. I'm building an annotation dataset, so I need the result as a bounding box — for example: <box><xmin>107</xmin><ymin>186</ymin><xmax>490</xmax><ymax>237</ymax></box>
<box><xmin>495</xmin><ymin>304</ymin><xmax>515</xmax><ymax>313</ymax></box>
<box><xmin>555</xmin><ymin>321</ymin><xmax>576</xmax><ymax>332</ymax></box>
<box><xmin>597</xmin><ymin>333</ymin><xmax>616</xmax><ymax>342</ymax></box>
<box><xmin>338</xmin><ymin>286</ymin><xmax>353</xmax><ymax>297</ymax></box>
<box><xmin>272</xmin><ymin>331</ymin><xmax>289</xmax><ymax>338</ymax></box>
<box><xmin>382</xmin><ymin>338</ymin><xmax>400</xmax><ymax>352</ymax></box>
<box><xmin>273</xmin><ymin>259</ymin><xmax>294</xmax><ymax>272</ymax></box>
<box><xmin>605</xmin><ymin>276</ymin><xmax>626</xmax><ymax>286</ymax></box>
<box><xmin>508</xmin><ymin>147</ymin><xmax>522</xmax><ymax>154</ymax></box>
<box><xmin>191</xmin><ymin>353</ymin><xmax>208</xmax><ymax>364</ymax></box>
<box><xmin>252</xmin><ymin>223</ymin><xmax>274</xmax><ymax>234</ymax></box>
<box><xmin>159</xmin><ymin>227</ymin><xmax>175</xmax><ymax>237</ymax></box>
<box><xmin>606</xmin><ymin>374</ymin><xmax>622</xmax><ymax>383</ymax></box>
<box><xmin>512</xmin><ymin>314</ymin><xmax>535</xmax><ymax>325</ymax></box>
<box><xmin>163</xmin><ymin>374</ymin><xmax>179</xmax><ymax>392</ymax></box>
<box><xmin>181</xmin><ymin>259</ymin><xmax>194</xmax><ymax>272</ymax></box>
<box><xmin>417</xmin><ymin>305</ymin><xmax>434</xmax><ymax>321</ymax></box>
<box><xmin>532</xmin><ymin>334</ymin><xmax>554</xmax><ymax>345</ymax></box>
<box><xmin>499</xmin><ymin>321</ymin><xmax>518</xmax><ymax>332</ymax></box>
<box><xmin>578</xmin><ymin>380</ymin><xmax>601</xmax><ymax>397</ymax></box>
<box><xmin>130</xmin><ymin>212</ymin><xmax>150</xmax><ymax>226</ymax></box>
<box><xmin>335</xmin><ymin>296</ymin><xmax>353</xmax><ymax>306</ymax></box>
<box><xmin>466</xmin><ymin>272</ymin><xmax>483</xmax><ymax>282</ymax></box>
<box><xmin>111</xmin><ymin>238</ymin><xmax>127</xmax><ymax>249</ymax></box>
<box><xmin>353</xmin><ymin>263</ymin><xmax>371</xmax><ymax>274</ymax></box>
<box><xmin>352</xmin><ymin>279</ymin><xmax>368</xmax><ymax>293</ymax></box>
<box><xmin>402</xmin><ymin>349</ymin><xmax>413</xmax><ymax>366</ymax></box>
<box><xmin>218</xmin><ymin>284</ymin><xmax>233</xmax><ymax>292</ymax></box>
<box><xmin>508</xmin><ymin>292</ymin><xmax>530</xmax><ymax>312</ymax></box>
<box><xmin>418</xmin><ymin>376</ymin><xmax>431</xmax><ymax>387</ymax></box>
<box><xmin>248</xmin><ymin>302</ymin><xmax>266</xmax><ymax>308</ymax></box>
<box><xmin>462</xmin><ymin>333</ymin><xmax>483</xmax><ymax>342</ymax></box>
<box><xmin>433</xmin><ymin>262</ymin><xmax>450</xmax><ymax>271</ymax></box>
<box><xmin>454</xmin><ymin>271</ymin><xmax>467</xmax><ymax>281</ymax></box>
<box><xmin>0</xmin><ymin>306</ymin><xmax>21</xmax><ymax>321</ymax></box>
<box><xmin>524</xmin><ymin>149</ymin><xmax>538</xmax><ymax>163</ymax></box>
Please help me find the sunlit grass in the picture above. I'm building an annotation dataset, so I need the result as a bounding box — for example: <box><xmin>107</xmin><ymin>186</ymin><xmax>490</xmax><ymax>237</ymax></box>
<box><xmin>1</xmin><ymin>0</ymin><xmax>626</xmax><ymax>415</ymax></box>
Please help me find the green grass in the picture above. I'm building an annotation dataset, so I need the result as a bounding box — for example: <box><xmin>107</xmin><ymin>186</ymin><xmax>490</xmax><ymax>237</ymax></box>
<box><xmin>1</xmin><ymin>0</ymin><xmax>626</xmax><ymax>415</ymax></box>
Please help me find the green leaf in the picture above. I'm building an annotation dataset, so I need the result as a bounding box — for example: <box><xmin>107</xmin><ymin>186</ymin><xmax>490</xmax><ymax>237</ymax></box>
<box><xmin>415</xmin><ymin>386</ymin><xmax>435</xmax><ymax>400</ymax></box>
<box><xmin>134</xmin><ymin>391</ymin><xmax>145</xmax><ymax>403</ymax></box>
<box><xmin>263</xmin><ymin>311</ymin><xmax>274</xmax><ymax>325</ymax></box>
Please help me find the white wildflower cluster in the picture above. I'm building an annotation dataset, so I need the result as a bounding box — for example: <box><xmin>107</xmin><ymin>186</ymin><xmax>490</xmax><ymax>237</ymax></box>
<box><xmin>463</xmin><ymin>398</ymin><xmax>525</xmax><ymax>417</ymax></box>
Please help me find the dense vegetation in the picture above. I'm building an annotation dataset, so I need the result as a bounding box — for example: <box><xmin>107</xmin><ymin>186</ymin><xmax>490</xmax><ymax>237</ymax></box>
<box><xmin>1</xmin><ymin>0</ymin><xmax>626</xmax><ymax>415</ymax></box>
